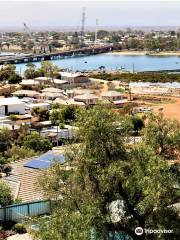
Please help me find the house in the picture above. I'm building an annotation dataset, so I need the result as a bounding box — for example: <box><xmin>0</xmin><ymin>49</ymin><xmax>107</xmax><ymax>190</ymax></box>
<box><xmin>20</xmin><ymin>79</ymin><xmax>40</xmax><ymax>87</ymax></box>
<box><xmin>34</xmin><ymin>77</ymin><xmax>52</xmax><ymax>85</ymax></box>
<box><xmin>59</xmin><ymin>72</ymin><xmax>90</xmax><ymax>86</ymax></box>
<box><xmin>40</xmin><ymin>88</ymin><xmax>66</xmax><ymax>100</ymax></box>
<box><xmin>66</xmin><ymin>88</ymin><xmax>94</xmax><ymax>98</ymax></box>
<box><xmin>0</xmin><ymin>97</ymin><xmax>25</xmax><ymax>116</ymax></box>
<box><xmin>101</xmin><ymin>91</ymin><xmax>122</xmax><ymax>101</ymax></box>
<box><xmin>74</xmin><ymin>93</ymin><xmax>98</xmax><ymax>105</ymax></box>
<box><xmin>54</xmin><ymin>98</ymin><xmax>85</xmax><ymax>106</ymax></box>
<box><xmin>53</xmin><ymin>79</ymin><xmax>68</xmax><ymax>88</ymax></box>
<box><xmin>12</xmin><ymin>90</ymin><xmax>40</xmax><ymax>98</ymax></box>
<box><xmin>40</xmin><ymin>92</ymin><xmax>67</xmax><ymax>100</ymax></box>
<box><xmin>42</xmin><ymin>87</ymin><xmax>64</xmax><ymax>94</ymax></box>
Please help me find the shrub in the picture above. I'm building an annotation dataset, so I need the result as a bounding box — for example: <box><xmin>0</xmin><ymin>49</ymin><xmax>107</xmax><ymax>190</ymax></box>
<box><xmin>0</xmin><ymin>181</ymin><xmax>13</xmax><ymax>206</ymax></box>
<box><xmin>23</xmin><ymin>132</ymin><xmax>52</xmax><ymax>152</ymax></box>
<box><xmin>2</xmin><ymin>165</ymin><xmax>12</xmax><ymax>176</ymax></box>
<box><xmin>13</xmin><ymin>223</ymin><xmax>27</xmax><ymax>234</ymax></box>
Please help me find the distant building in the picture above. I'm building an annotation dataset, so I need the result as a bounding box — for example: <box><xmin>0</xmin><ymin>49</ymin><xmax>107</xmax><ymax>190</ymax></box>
<box><xmin>12</xmin><ymin>90</ymin><xmax>40</xmax><ymax>98</ymax></box>
<box><xmin>34</xmin><ymin>77</ymin><xmax>53</xmax><ymax>85</ymax></box>
<box><xmin>66</xmin><ymin>88</ymin><xmax>94</xmax><ymax>98</ymax></box>
<box><xmin>59</xmin><ymin>72</ymin><xmax>90</xmax><ymax>86</ymax></box>
<box><xmin>20</xmin><ymin>79</ymin><xmax>40</xmax><ymax>87</ymax></box>
<box><xmin>53</xmin><ymin>98</ymin><xmax>85</xmax><ymax>106</ymax></box>
<box><xmin>41</xmin><ymin>87</ymin><xmax>66</xmax><ymax>100</ymax></box>
<box><xmin>74</xmin><ymin>93</ymin><xmax>98</xmax><ymax>105</ymax></box>
<box><xmin>101</xmin><ymin>91</ymin><xmax>122</xmax><ymax>101</ymax></box>
<box><xmin>0</xmin><ymin>97</ymin><xmax>25</xmax><ymax>116</ymax></box>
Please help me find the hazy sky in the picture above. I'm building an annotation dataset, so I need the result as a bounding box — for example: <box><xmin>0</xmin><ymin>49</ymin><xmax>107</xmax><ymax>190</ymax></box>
<box><xmin>1</xmin><ymin>1</ymin><xmax>180</xmax><ymax>29</ymax></box>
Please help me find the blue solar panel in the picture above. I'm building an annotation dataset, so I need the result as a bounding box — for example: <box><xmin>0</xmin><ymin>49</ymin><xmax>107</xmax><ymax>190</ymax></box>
<box><xmin>24</xmin><ymin>160</ymin><xmax>52</xmax><ymax>169</ymax></box>
<box><xmin>24</xmin><ymin>151</ymin><xmax>65</xmax><ymax>169</ymax></box>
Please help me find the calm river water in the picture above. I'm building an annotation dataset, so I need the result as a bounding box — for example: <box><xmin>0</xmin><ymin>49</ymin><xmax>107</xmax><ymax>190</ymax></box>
<box><xmin>15</xmin><ymin>53</ymin><xmax>180</xmax><ymax>73</ymax></box>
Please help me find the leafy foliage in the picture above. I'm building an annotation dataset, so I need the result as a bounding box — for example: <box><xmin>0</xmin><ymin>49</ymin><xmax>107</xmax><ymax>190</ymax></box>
<box><xmin>31</xmin><ymin>107</ymin><xmax>49</xmax><ymax>122</ymax></box>
<box><xmin>23</xmin><ymin>132</ymin><xmax>52</xmax><ymax>152</ymax></box>
<box><xmin>0</xmin><ymin>181</ymin><xmax>13</xmax><ymax>206</ymax></box>
<box><xmin>143</xmin><ymin>113</ymin><xmax>180</xmax><ymax>159</ymax></box>
<box><xmin>37</xmin><ymin>106</ymin><xmax>180</xmax><ymax>240</ymax></box>
<box><xmin>0</xmin><ymin>128</ymin><xmax>12</xmax><ymax>152</ymax></box>
<box><xmin>0</xmin><ymin>64</ymin><xmax>22</xmax><ymax>83</ymax></box>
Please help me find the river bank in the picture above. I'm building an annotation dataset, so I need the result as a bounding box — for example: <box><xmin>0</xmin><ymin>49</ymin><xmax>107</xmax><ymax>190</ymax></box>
<box><xmin>107</xmin><ymin>51</ymin><xmax>180</xmax><ymax>56</ymax></box>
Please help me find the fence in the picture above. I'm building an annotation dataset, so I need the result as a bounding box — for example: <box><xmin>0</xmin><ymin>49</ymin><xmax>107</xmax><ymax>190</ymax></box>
<box><xmin>0</xmin><ymin>200</ymin><xmax>51</xmax><ymax>222</ymax></box>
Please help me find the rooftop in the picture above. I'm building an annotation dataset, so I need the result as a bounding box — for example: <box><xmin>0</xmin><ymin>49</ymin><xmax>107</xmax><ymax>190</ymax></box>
<box><xmin>67</xmin><ymin>88</ymin><xmax>94</xmax><ymax>95</ymax></box>
<box><xmin>42</xmin><ymin>87</ymin><xmax>64</xmax><ymax>93</ymax></box>
<box><xmin>12</xmin><ymin>90</ymin><xmax>40</xmax><ymax>97</ymax></box>
<box><xmin>74</xmin><ymin>93</ymin><xmax>98</xmax><ymax>100</ymax></box>
<box><xmin>101</xmin><ymin>90</ymin><xmax>122</xmax><ymax>97</ymax></box>
<box><xmin>21</xmin><ymin>79</ymin><xmax>39</xmax><ymax>85</ymax></box>
<box><xmin>27</xmin><ymin>102</ymin><xmax>50</xmax><ymax>108</ymax></box>
<box><xmin>59</xmin><ymin>72</ymin><xmax>86</xmax><ymax>78</ymax></box>
<box><xmin>0</xmin><ymin>97</ymin><xmax>24</xmax><ymax>106</ymax></box>
<box><xmin>54</xmin><ymin>98</ymin><xmax>85</xmax><ymax>106</ymax></box>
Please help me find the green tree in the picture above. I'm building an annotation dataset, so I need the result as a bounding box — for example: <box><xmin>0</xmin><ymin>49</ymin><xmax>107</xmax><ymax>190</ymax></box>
<box><xmin>0</xmin><ymin>64</ymin><xmax>16</xmax><ymax>82</ymax></box>
<box><xmin>50</xmin><ymin>105</ymin><xmax>78</xmax><ymax>125</ymax></box>
<box><xmin>23</xmin><ymin>132</ymin><xmax>52</xmax><ymax>152</ymax></box>
<box><xmin>24</xmin><ymin>63</ymin><xmax>39</xmax><ymax>79</ymax></box>
<box><xmin>49</xmin><ymin>109</ymin><xmax>62</xmax><ymax>125</ymax></box>
<box><xmin>143</xmin><ymin>113</ymin><xmax>180</xmax><ymax>159</ymax></box>
<box><xmin>0</xmin><ymin>128</ymin><xmax>12</xmax><ymax>152</ymax></box>
<box><xmin>40</xmin><ymin>61</ymin><xmax>60</xmax><ymax>82</ymax></box>
<box><xmin>37</xmin><ymin>107</ymin><xmax>179</xmax><ymax>240</ymax></box>
<box><xmin>60</xmin><ymin>105</ymin><xmax>78</xmax><ymax>124</ymax></box>
<box><xmin>0</xmin><ymin>181</ymin><xmax>13</xmax><ymax>206</ymax></box>
<box><xmin>8</xmin><ymin>73</ymin><xmax>22</xmax><ymax>84</ymax></box>
<box><xmin>31</xmin><ymin>107</ymin><xmax>49</xmax><ymax>122</ymax></box>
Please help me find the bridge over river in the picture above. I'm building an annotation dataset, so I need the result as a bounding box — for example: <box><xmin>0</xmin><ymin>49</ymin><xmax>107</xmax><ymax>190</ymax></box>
<box><xmin>0</xmin><ymin>45</ymin><xmax>113</xmax><ymax>65</ymax></box>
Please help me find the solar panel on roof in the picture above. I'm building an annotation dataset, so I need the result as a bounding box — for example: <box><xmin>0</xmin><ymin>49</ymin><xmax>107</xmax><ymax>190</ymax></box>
<box><xmin>24</xmin><ymin>151</ymin><xmax>65</xmax><ymax>169</ymax></box>
<box><xmin>24</xmin><ymin>160</ymin><xmax>52</xmax><ymax>169</ymax></box>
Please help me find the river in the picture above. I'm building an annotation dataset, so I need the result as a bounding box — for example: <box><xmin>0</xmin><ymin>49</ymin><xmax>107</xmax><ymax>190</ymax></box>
<box><xmin>15</xmin><ymin>53</ymin><xmax>180</xmax><ymax>73</ymax></box>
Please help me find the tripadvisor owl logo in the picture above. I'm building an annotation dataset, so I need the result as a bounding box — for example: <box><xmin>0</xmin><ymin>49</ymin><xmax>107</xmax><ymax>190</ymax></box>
<box><xmin>135</xmin><ymin>227</ymin><xmax>143</xmax><ymax>235</ymax></box>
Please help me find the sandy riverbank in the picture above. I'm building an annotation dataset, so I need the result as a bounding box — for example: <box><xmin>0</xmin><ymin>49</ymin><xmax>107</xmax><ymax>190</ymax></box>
<box><xmin>107</xmin><ymin>51</ymin><xmax>180</xmax><ymax>56</ymax></box>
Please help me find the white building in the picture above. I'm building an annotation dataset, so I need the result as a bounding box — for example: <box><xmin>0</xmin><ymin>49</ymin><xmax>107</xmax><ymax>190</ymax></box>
<box><xmin>0</xmin><ymin>97</ymin><xmax>25</xmax><ymax>116</ymax></box>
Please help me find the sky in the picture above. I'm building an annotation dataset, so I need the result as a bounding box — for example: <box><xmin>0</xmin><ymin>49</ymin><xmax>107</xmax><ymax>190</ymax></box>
<box><xmin>0</xmin><ymin>1</ymin><xmax>180</xmax><ymax>30</ymax></box>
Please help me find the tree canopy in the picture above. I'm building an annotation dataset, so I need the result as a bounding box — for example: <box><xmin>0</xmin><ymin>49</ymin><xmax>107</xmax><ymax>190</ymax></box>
<box><xmin>23</xmin><ymin>132</ymin><xmax>52</xmax><ymax>152</ymax></box>
<box><xmin>37</xmin><ymin>107</ymin><xmax>180</xmax><ymax>240</ymax></box>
